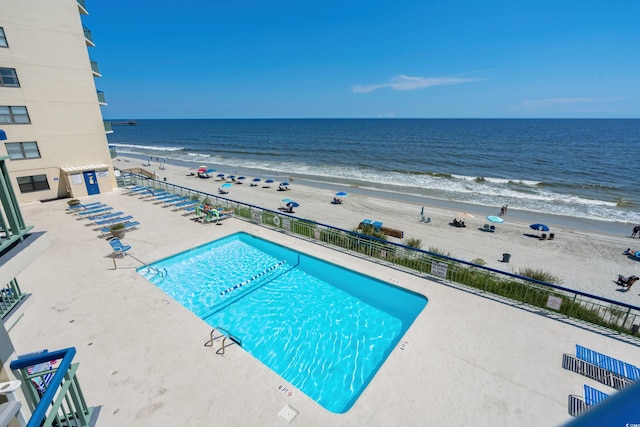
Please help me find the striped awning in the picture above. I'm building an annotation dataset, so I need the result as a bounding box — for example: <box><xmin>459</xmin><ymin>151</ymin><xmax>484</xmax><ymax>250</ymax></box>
<box><xmin>61</xmin><ymin>163</ymin><xmax>109</xmax><ymax>173</ymax></box>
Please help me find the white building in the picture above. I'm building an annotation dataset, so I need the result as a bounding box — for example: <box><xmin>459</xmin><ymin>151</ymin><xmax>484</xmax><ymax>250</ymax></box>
<box><xmin>0</xmin><ymin>0</ymin><xmax>116</xmax><ymax>203</ymax></box>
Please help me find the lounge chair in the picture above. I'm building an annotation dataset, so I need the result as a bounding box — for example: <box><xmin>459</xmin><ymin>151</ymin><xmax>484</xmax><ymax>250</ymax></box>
<box><xmin>95</xmin><ymin>215</ymin><xmax>133</xmax><ymax>227</ymax></box>
<box><xmin>77</xmin><ymin>206</ymin><xmax>113</xmax><ymax>217</ymax></box>
<box><xmin>85</xmin><ymin>211</ymin><xmax>123</xmax><ymax>223</ymax></box>
<box><xmin>108</xmin><ymin>237</ymin><xmax>131</xmax><ymax>257</ymax></box>
<box><xmin>66</xmin><ymin>201</ymin><xmax>102</xmax><ymax>211</ymax></box>
<box><xmin>616</xmin><ymin>274</ymin><xmax>639</xmax><ymax>290</ymax></box>
<box><xmin>100</xmin><ymin>221</ymin><xmax>140</xmax><ymax>237</ymax></box>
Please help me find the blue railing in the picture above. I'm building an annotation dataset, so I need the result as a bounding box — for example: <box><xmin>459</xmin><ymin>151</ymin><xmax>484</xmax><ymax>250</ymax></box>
<box><xmin>10</xmin><ymin>347</ymin><xmax>95</xmax><ymax>427</ymax></box>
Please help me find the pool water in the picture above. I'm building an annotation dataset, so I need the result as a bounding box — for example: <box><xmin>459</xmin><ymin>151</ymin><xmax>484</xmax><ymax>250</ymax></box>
<box><xmin>138</xmin><ymin>232</ymin><xmax>427</xmax><ymax>413</ymax></box>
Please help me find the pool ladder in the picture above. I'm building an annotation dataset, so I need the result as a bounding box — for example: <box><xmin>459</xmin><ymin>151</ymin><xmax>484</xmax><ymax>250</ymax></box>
<box><xmin>204</xmin><ymin>327</ymin><xmax>240</xmax><ymax>355</ymax></box>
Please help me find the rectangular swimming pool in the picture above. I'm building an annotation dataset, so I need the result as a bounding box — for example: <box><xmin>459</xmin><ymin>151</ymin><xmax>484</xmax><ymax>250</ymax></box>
<box><xmin>138</xmin><ymin>232</ymin><xmax>427</xmax><ymax>413</ymax></box>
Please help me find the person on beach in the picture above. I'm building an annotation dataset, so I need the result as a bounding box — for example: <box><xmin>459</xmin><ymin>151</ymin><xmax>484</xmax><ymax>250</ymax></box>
<box><xmin>631</xmin><ymin>225</ymin><xmax>640</xmax><ymax>237</ymax></box>
<box><xmin>500</xmin><ymin>205</ymin><xmax>505</xmax><ymax>216</ymax></box>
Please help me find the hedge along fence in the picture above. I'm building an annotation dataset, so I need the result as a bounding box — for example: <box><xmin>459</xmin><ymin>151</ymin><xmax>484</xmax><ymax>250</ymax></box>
<box><xmin>123</xmin><ymin>173</ymin><xmax>640</xmax><ymax>339</ymax></box>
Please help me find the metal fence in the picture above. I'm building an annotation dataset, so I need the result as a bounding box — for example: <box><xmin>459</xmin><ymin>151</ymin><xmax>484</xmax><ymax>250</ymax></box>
<box><xmin>120</xmin><ymin>173</ymin><xmax>640</xmax><ymax>340</ymax></box>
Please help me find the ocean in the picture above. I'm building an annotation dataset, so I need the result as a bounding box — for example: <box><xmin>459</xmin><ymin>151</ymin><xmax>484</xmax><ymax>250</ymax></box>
<box><xmin>107</xmin><ymin>119</ymin><xmax>640</xmax><ymax>231</ymax></box>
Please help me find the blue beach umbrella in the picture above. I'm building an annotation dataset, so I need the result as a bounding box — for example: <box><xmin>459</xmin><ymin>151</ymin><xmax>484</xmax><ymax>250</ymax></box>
<box><xmin>486</xmin><ymin>215</ymin><xmax>504</xmax><ymax>224</ymax></box>
<box><xmin>216</xmin><ymin>173</ymin><xmax>225</xmax><ymax>178</ymax></box>
<box><xmin>252</xmin><ymin>178</ymin><xmax>261</xmax><ymax>182</ymax></box>
<box><xmin>286</xmin><ymin>201</ymin><xmax>300</xmax><ymax>208</ymax></box>
<box><xmin>529</xmin><ymin>223</ymin><xmax>549</xmax><ymax>232</ymax></box>
<box><xmin>237</xmin><ymin>176</ymin><xmax>246</xmax><ymax>181</ymax></box>
<box><xmin>265</xmin><ymin>179</ymin><xmax>274</xmax><ymax>183</ymax></box>
<box><xmin>206</xmin><ymin>168</ymin><xmax>216</xmax><ymax>173</ymax></box>
<box><xmin>335</xmin><ymin>191</ymin><xmax>348</xmax><ymax>197</ymax></box>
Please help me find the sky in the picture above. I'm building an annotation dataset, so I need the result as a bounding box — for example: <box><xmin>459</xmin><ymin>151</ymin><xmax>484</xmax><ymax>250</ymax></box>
<box><xmin>85</xmin><ymin>1</ymin><xmax>640</xmax><ymax>119</ymax></box>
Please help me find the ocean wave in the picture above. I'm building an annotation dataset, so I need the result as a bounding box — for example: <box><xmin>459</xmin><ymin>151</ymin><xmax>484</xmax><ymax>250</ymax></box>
<box><xmin>110</xmin><ymin>143</ymin><xmax>183</xmax><ymax>152</ymax></box>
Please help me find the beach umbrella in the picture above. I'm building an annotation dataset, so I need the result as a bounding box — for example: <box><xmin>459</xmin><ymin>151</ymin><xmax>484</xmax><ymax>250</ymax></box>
<box><xmin>279</xmin><ymin>182</ymin><xmax>290</xmax><ymax>187</ymax></box>
<box><xmin>486</xmin><ymin>215</ymin><xmax>504</xmax><ymax>224</ymax></box>
<box><xmin>336</xmin><ymin>191</ymin><xmax>348</xmax><ymax>197</ymax></box>
<box><xmin>216</xmin><ymin>173</ymin><xmax>225</xmax><ymax>178</ymax></box>
<box><xmin>265</xmin><ymin>179</ymin><xmax>274</xmax><ymax>183</ymax></box>
<box><xmin>286</xmin><ymin>201</ymin><xmax>300</xmax><ymax>208</ymax></box>
<box><xmin>227</xmin><ymin>175</ymin><xmax>236</xmax><ymax>180</ymax></box>
<box><xmin>197</xmin><ymin>167</ymin><xmax>207</xmax><ymax>173</ymax></box>
<box><xmin>206</xmin><ymin>168</ymin><xmax>216</xmax><ymax>174</ymax></box>
<box><xmin>252</xmin><ymin>178</ymin><xmax>261</xmax><ymax>182</ymax></box>
<box><xmin>199</xmin><ymin>165</ymin><xmax>207</xmax><ymax>169</ymax></box>
<box><xmin>529</xmin><ymin>223</ymin><xmax>549</xmax><ymax>232</ymax></box>
<box><xmin>221</xmin><ymin>183</ymin><xmax>232</xmax><ymax>188</ymax></box>
<box><xmin>237</xmin><ymin>176</ymin><xmax>246</xmax><ymax>181</ymax></box>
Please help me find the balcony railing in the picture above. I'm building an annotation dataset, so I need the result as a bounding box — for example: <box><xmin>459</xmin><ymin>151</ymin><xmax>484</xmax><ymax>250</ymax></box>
<box><xmin>97</xmin><ymin>91</ymin><xmax>106</xmax><ymax>105</ymax></box>
<box><xmin>77</xmin><ymin>0</ymin><xmax>88</xmax><ymax>14</ymax></box>
<box><xmin>0</xmin><ymin>279</ymin><xmax>25</xmax><ymax>320</ymax></box>
<box><xmin>90</xmin><ymin>60</ymin><xmax>101</xmax><ymax>76</ymax></box>
<box><xmin>0</xmin><ymin>156</ymin><xmax>34</xmax><ymax>254</ymax></box>
<box><xmin>10</xmin><ymin>347</ymin><xmax>96</xmax><ymax>427</ymax></box>
<box><xmin>104</xmin><ymin>121</ymin><xmax>113</xmax><ymax>134</ymax></box>
<box><xmin>82</xmin><ymin>25</ymin><xmax>94</xmax><ymax>46</ymax></box>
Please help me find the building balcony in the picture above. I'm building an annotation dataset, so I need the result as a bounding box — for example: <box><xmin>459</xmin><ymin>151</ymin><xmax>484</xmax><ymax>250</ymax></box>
<box><xmin>83</xmin><ymin>25</ymin><xmax>95</xmax><ymax>48</ymax></box>
<box><xmin>97</xmin><ymin>90</ymin><xmax>107</xmax><ymax>106</ymax></box>
<box><xmin>104</xmin><ymin>121</ymin><xmax>113</xmax><ymax>134</ymax></box>
<box><xmin>77</xmin><ymin>0</ymin><xmax>88</xmax><ymax>15</ymax></box>
<box><xmin>7</xmin><ymin>347</ymin><xmax>97</xmax><ymax>426</ymax></box>
<box><xmin>90</xmin><ymin>60</ymin><xmax>101</xmax><ymax>78</ymax></box>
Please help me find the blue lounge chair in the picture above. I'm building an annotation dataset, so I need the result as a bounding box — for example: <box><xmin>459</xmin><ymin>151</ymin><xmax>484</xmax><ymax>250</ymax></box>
<box><xmin>124</xmin><ymin>186</ymin><xmax>151</xmax><ymax>195</ymax></box>
<box><xmin>583</xmin><ymin>384</ymin><xmax>609</xmax><ymax>407</ymax></box>
<box><xmin>108</xmin><ymin>237</ymin><xmax>131</xmax><ymax>257</ymax></box>
<box><xmin>77</xmin><ymin>206</ymin><xmax>112</xmax><ymax>217</ymax></box>
<box><xmin>100</xmin><ymin>221</ymin><xmax>140</xmax><ymax>236</ymax></box>
<box><xmin>86</xmin><ymin>211</ymin><xmax>124</xmax><ymax>223</ymax></box>
<box><xmin>66</xmin><ymin>201</ymin><xmax>102</xmax><ymax>211</ymax></box>
<box><xmin>95</xmin><ymin>215</ymin><xmax>133</xmax><ymax>227</ymax></box>
<box><xmin>163</xmin><ymin>196</ymin><xmax>189</xmax><ymax>206</ymax></box>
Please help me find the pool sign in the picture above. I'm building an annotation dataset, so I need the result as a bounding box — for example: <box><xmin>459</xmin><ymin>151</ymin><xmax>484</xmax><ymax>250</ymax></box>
<box><xmin>546</xmin><ymin>295</ymin><xmax>563</xmax><ymax>311</ymax></box>
<box><xmin>432</xmin><ymin>261</ymin><xmax>448</xmax><ymax>278</ymax></box>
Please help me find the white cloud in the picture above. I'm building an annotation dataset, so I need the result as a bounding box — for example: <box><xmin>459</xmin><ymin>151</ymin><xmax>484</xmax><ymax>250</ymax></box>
<box><xmin>352</xmin><ymin>74</ymin><xmax>479</xmax><ymax>94</ymax></box>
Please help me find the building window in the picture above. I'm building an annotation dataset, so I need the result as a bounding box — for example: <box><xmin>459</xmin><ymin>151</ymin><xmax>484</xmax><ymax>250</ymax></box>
<box><xmin>0</xmin><ymin>28</ymin><xmax>7</xmax><ymax>48</ymax></box>
<box><xmin>5</xmin><ymin>142</ymin><xmax>41</xmax><ymax>160</ymax></box>
<box><xmin>17</xmin><ymin>175</ymin><xmax>50</xmax><ymax>193</ymax></box>
<box><xmin>0</xmin><ymin>68</ymin><xmax>19</xmax><ymax>87</ymax></box>
<box><xmin>0</xmin><ymin>106</ymin><xmax>30</xmax><ymax>124</ymax></box>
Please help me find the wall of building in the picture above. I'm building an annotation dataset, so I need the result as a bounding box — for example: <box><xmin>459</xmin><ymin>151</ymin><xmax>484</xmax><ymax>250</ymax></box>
<box><xmin>0</xmin><ymin>0</ymin><xmax>117</xmax><ymax>202</ymax></box>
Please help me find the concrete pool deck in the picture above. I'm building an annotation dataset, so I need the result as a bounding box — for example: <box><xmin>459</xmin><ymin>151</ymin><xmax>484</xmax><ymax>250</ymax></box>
<box><xmin>6</xmin><ymin>189</ymin><xmax>640</xmax><ymax>426</ymax></box>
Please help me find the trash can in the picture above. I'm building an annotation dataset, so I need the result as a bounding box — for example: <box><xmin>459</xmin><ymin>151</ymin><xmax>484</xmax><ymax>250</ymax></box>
<box><xmin>502</xmin><ymin>253</ymin><xmax>511</xmax><ymax>263</ymax></box>
<box><xmin>632</xmin><ymin>324</ymin><xmax>640</xmax><ymax>335</ymax></box>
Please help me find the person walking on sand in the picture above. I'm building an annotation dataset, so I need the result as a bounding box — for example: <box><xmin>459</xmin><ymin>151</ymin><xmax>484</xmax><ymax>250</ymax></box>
<box><xmin>632</xmin><ymin>225</ymin><xmax>640</xmax><ymax>238</ymax></box>
<box><xmin>500</xmin><ymin>205</ymin><xmax>505</xmax><ymax>216</ymax></box>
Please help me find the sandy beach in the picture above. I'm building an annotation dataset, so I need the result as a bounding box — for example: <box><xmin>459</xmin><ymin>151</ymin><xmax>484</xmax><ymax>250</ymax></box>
<box><xmin>116</xmin><ymin>155</ymin><xmax>640</xmax><ymax>307</ymax></box>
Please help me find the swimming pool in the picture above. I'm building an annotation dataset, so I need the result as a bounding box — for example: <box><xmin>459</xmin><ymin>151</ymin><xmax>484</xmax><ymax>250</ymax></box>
<box><xmin>138</xmin><ymin>232</ymin><xmax>428</xmax><ymax>413</ymax></box>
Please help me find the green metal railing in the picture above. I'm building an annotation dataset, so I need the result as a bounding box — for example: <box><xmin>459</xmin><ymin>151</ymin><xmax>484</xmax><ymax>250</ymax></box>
<box><xmin>104</xmin><ymin>121</ymin><xmax>113</xmax><ymax>133</ymax></box>
<box><xmin>10</xmin><ymin>348</ymin><xmax>95</xmax><ymax>427</ymax></box>
<box><xmin>96</xmin><ymin>91</ymin><xmax>106</xmax><ymax>104</ymax></box>
<box><xmin>90</xmin><ymin>59</ymin><xmax>100</xmax><ymax>75</ymax></box>
<box><xmin>0</xmin><ymin>279</ymin><xmax>24</xmax><ymax>319</ymax></box>
<box><xmin>122</xmin><ymin>173</ymin><xmax>640</xmax><ymax>340</ymax></box>
<box><xmin>82</xmin><ymin>25</ymin><xmax>93</xmax><ymax>44</ymax></box>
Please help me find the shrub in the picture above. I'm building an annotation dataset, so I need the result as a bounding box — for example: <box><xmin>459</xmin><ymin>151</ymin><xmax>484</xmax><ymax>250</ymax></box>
<box><xmin>110</xmin><ymin>223</ymin><xmax>125</xmax><ymax>231</ymax></box>
<box><xmin>471</xmin><ymin>258</ymin><xmax>487</xmax><ymax>266</ymax></box>
<box><xmin>405</xmin><ymin>237</ymin><xmax>422</xmax><ymax>249</ymax></box>
<box><xmin>518</xmin><ymin>267</ymin><xmax>563</xmax><ymax>284</ymax></box>
<box><xmin>428</xmin><ymin>246</ymin><xmax>451</xmax><ymax>257</ymax></box>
